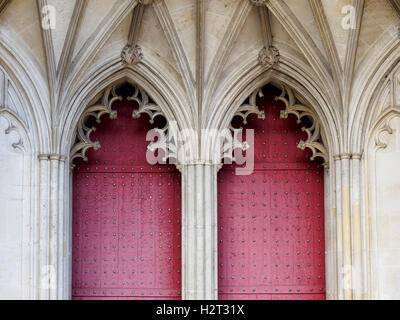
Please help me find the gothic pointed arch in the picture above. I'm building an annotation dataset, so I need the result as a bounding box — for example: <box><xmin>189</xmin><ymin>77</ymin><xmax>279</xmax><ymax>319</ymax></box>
<box><xmin>206</xmin><ymin>55</ymin><xmax>340</xmax><ymax>165</ymax></box>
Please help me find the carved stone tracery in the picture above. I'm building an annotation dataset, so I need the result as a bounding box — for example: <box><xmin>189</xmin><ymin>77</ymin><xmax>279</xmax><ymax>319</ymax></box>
<box><xmin>0</xmin><ymin>109</ymin><xmax>26</xmax><ymax>152</ymax></box>
<box><xmin>70</xmin><ymin>83</ymin><xmax>174</xmax><ymax>168</ymax></box>
<box><xmin>128</xmin><ymin>85</ymin><xmax>177</xmax><ymax>163</ymax></box>
<box><xmin>277</xmin><ymin>83</ymin><xmax>329</xmax><ymax>165</ymax></box>
<box><xmin>71</xmin><ymin>82</ymin><xmax>329</xmax><ymax>169</ymax></box>
<box><xmin>224</xmin><ymin>84</ymin><xmax>328</xmax><ymax>167</ymax></box>
<box><xmin>70</xmin><ymin>86</ymin><xmax>120</xmax><ymax>166</ymax></box>
<box><xmin>374</xmin><ymin>110</ymin><xmax>400</xmax><ymax>150</ymax></box>
<box><xmin>222</xmin><ymin>88</ymin><xmax>266</xmax><ymax>164</ymax></box>
<box><xmin>375</xmin><ymin>121</ymin><xmax>394</xmax><ymax>149</ymax></box>
<box><xmin>230</xmin><ymin>88</ymin><xmax>266</xmax><ymax>131</ymax></box>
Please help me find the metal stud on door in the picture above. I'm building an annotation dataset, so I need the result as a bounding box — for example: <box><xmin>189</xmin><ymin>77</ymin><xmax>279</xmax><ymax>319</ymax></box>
<box><xmin>72</xmin><ymin>98</ymin><xmax>182</xmax><ymax>300</ymax></box>
<box><xmin>218</xmin><ymin>86</ymin><xmax>325</xmax><ymax>300</ymax></box>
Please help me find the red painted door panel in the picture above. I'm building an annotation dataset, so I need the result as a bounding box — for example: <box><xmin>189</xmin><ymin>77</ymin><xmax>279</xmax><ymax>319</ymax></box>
<box><xmin>218</xmin><ymin>86</ymin><xmax>325</xmax><ymax>300</ymax></box>
<box><xmin>72</xmin><ymin>99</ymin><xmax>182</xmax><ymax>300</ymax></box>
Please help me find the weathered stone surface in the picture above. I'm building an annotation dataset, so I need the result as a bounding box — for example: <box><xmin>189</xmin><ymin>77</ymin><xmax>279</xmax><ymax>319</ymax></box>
<box><xmin>0</xmin><ymin>0</ymin><xmax>399</xmax><ymax>300</ymax></box>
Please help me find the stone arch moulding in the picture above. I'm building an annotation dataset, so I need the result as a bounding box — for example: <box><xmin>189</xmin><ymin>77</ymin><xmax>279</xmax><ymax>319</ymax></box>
<box><xmin>207</xmin><ymin>60</ymin><xmax>338</xmax><ymax>164</ymax></box>
<box><xmin>59</xmin><ymin>54</ymin><xmax>193</xmax><ymax>162</ymax></box>
<box><xmin>69</xmin><ymin>82</ymin><xmax>176</xmax><ymax>169</ymax></box>
<box><xmin>0</xmin><ymin>33</ymin><xmax>51</xmax><ymax>152</ymax></box>
<box><xmin>354</xmin><ymin>58</ymin><xmax>400</xmax><ymax>153</ymax></box>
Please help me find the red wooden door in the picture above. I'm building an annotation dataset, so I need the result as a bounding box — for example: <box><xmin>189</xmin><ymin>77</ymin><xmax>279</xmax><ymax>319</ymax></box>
<box><xmin>72</xmin><ymin>99</ymin><xmax>182</xmax><ymax>300</ymax></box>
<box><xmin>218</xmin><ymin>86</ymin><xmax>325</xmax><ymax>300</ymax></box>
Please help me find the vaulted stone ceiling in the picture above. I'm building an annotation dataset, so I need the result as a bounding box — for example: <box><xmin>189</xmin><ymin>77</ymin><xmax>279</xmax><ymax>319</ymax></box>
<box><xmin>0</xmin><ymin>0</ymin><xmax>399</xmax><ymax>153</ymax></box>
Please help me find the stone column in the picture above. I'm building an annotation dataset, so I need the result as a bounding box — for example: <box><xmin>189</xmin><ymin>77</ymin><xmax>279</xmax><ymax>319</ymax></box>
<box><xmin>340</xmin><ymin>154</ymin><xmax>352</xmax><ymax>300</ymax></box>
<box><xmin>181</xmin><ymin>163</ymin><xmax>218</xmax><ymax>300</ymax></box>
<box><xmin>37</xmin><ymin>154</ymin><xmax>67</xmax><ymax>300</ymax></box>
<box><xmin>324</xmin><ymin>163</ymin><xmax>337</xmax><ymax>300</ymax></box>
<box><xmin>38</xmin><ymin>154</ymin><xmax>50</xmax><ymax>300</ymax></box>
<box><xmin>333</xmin><ymin>155</ymin><xmax>344</xmax><ymax>300</ymax></box>
<box><xmin>333</xmin><ymin>153</ymin><xmax>367</xmax><ymax>300</ymax></box>
<box><xmin>49</xmin><ymin>155</ymin><xmax>60</xmax><ymax>300</ymax></box>
<box><xmin>57</xmin><ymin>158</ymin><xmax>69</xmax><ymax>300</ymax></box>
<box><xmin>351</xmin><ymin>153</ymin><xmax>364</xmax><ymax>299</ymax></box>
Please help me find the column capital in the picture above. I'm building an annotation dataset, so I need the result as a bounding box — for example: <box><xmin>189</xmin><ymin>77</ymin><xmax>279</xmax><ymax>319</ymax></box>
<box><xmin>352</xmin><ymin>153</ymin><xmax>363</xmax><ymax>160</ymax></box>
<box><xmin>50</xmin><ymin>154</ymin><xmax>67</xmax><ymax>162</ymax></box>
<box><xmin>176</xmin><ymin>160</ymin><xmax>223</xmax><ymax>173</ymax></box>
<box><xmin>38</xmin><ymin>154</ymin><xmax>67</xmax><ymax>162</ymax></box>
<box><xmin>333</xmin><ymin>153</ymin><xmax>363</xmax><ymax>161</ymax></box>
<box><xmin>341</xmin><ymin>153</ymin><xmax>352</xmax><ymax>160</ymax></box>
<box><xmin>38</xmin><ymin>154</ymin><xmax>50</xmax><ymax>161</ymax></box>
<box><xmin>178</xmin><ymin>160</ymin><xmax>221</xmax><ymax>167</ymax></box>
